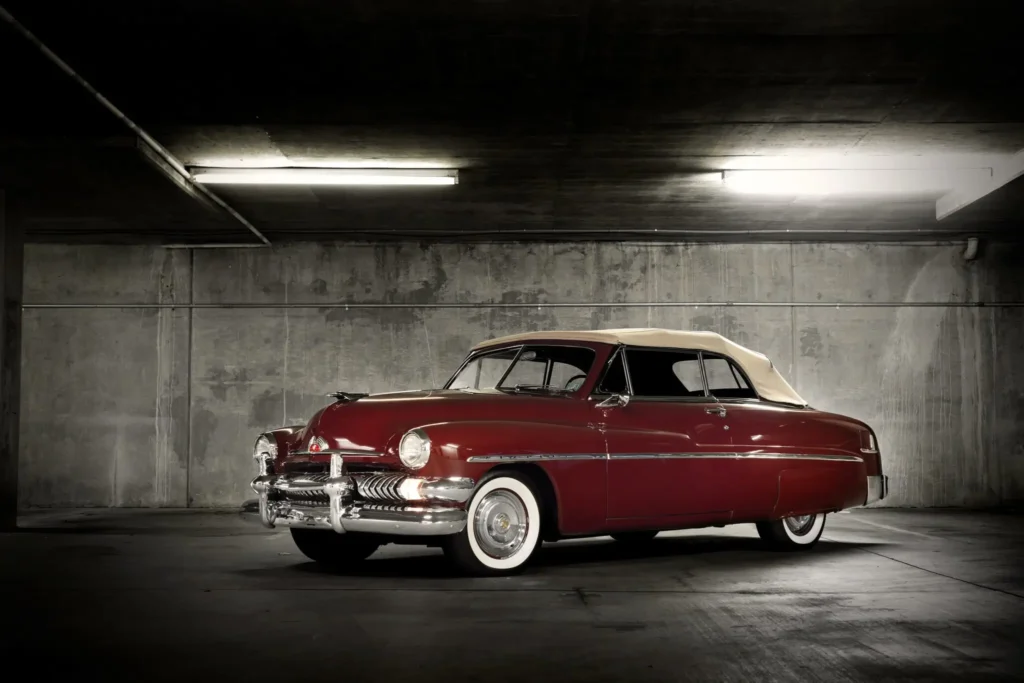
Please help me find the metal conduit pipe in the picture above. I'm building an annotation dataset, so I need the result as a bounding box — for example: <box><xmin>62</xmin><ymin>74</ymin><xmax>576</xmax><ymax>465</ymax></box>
<box><xmin>21</xmin><ymin>301</ymin><xmax>1024</xmax><ymax>309</ymax></box>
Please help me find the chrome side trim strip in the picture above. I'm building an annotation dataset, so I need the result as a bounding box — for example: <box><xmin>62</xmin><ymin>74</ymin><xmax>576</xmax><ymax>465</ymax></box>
<box><xmin>609</xmin><ymin>452</ymin><xmax>864</xmax><ymax>462</ymax></box>
<box><xmin>289</xmin><ymin>449</ymin><xmax>383</xmax><ymax>457</ymax></box>
<box><xmin>467</xmin><ymin>452</ymin><xmax>863</xmax><ymax>463</ymax></box>
<box><xmin>860</xmin><ymin>448</ymin><xmax>879</xmax><ymax>454</ymax></box>
<box><xmin>466</xmin><ymin>453</ymin><xmax>606</xmax><ymax>463</ymax></box>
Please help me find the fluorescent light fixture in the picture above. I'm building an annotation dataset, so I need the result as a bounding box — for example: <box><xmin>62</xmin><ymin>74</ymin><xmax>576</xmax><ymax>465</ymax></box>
<box><xmin>190</xmin><ymin>167</ymin><xmax>458</xmax><ymax>186</ymax></box>
<box><xmin>722</xmin><ymin>169</ymin><xmax>992</xmax><ymax>196</ymax></box>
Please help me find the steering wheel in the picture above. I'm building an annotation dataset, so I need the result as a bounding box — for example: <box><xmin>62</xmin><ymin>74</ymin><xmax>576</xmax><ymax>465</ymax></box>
<box><xmin>563</xmin><ymin>374</ymin><xmax>588</xmax><ymax>392</ymax></box>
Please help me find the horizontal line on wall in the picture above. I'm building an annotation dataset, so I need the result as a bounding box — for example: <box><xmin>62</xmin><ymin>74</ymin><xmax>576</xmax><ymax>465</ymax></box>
<box><xmin>20</xmin><ymin>301</ymin><xmax>1024</xmax><ymax>309</ymax></box>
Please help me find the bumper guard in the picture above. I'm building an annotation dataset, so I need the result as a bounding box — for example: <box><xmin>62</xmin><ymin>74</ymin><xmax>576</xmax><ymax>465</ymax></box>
<box><xmin>865</xmin><ymin>474</ymin><xmax>889</xmax><ymax>505</ymax></box>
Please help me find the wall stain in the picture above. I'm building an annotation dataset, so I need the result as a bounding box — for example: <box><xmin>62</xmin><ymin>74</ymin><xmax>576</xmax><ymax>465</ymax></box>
<box><xmin>202</xmin><ymin>366</ymin><xmax>253</xmax><ymax>402</ymax></box>
<box><xmin>410</xmin><ymin>249</ymin><xmax>450</xmax><ymax>304</ymax></box>
<box><xmin>800</xmin><ymin>327</ymin><xmax>823</xmax><ymax>358</ymax></box>
<box><xmin>250</xmin><ymin>388</ymin><xmax>320</xmax><ymax>428</ymax></box>
<box><xmin>324</xmin><ymin>308</ymin><xmax>421</xmax><ymax>326</ymax></box>
<box><xmin>691</xmin><ymin>314</ymin><xmax>716</xmax><ymax>330</ymax></box>
<box><xmin>190</xmin><ymin>405</ymin><xmax>218</xmax><ymax>466</ymax></box>
<box><xmin>260</xmin><ymin>280</ymin><xmax>287</xmax><ymax>297</ymax></box>
<box><xmin>500</xmin><ymin>289</ymin><xmax>548</xmax><ymax>304</ymax></box>
<box><xmin>250</xmin><ymin>388</ymin><xmax>283</xmax><ymax>428</ymax></box>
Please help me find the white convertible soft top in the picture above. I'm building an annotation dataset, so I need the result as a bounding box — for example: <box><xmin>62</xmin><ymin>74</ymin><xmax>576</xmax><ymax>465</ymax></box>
<box><xmin>473</xmin><ymin>328</ymin><xmax>807</xmax><ymax>406</ymax></box>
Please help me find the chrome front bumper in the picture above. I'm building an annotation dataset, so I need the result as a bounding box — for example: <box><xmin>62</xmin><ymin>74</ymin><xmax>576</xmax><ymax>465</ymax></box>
<box><xmin>865</xmin><ymin>474</ymin><xmax>889</xmax><ymax>505</ymax></box>
<box><xmin>248</xmin><ymin>454</ymin><xmax>474</xmax><ymax>536</ymax></box>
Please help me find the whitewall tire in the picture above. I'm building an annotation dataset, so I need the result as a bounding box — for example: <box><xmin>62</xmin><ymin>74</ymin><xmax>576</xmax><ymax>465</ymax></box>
<box><xmin>443</xmin><ymin>473</ymin><xmax>542</xmax><ymax>576</ymax></box>
<box><xmin>756</xmin><ymin>513</ymin><xmax>826</xmax><ymax>550</ymax></box>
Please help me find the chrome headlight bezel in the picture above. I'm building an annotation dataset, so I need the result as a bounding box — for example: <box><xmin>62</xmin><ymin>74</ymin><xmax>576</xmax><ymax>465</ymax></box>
<box><xmin>398</xmin><ymin>429</ymin><xmax>431</xmax><ymax>470</ymax></box>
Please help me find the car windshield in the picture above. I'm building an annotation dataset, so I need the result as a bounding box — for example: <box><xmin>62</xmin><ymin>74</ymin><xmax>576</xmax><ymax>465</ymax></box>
<box><xmin>447</xmin><ymin>345</ymin><xmax>596</xmax><ymax>394</ymax></box>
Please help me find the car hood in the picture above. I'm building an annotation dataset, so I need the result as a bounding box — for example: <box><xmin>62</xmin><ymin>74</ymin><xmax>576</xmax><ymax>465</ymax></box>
<box><xmin>290</xmin><ymin>389</ymin><xmax>576</xmax><ymax>456</ymax></box>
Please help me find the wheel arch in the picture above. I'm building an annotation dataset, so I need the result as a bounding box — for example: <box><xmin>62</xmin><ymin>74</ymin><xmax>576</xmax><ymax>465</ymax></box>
<box><xmin>482</xmin><ymin>463</ymin><xmax>561</xmax><ymax>542</ymax></box>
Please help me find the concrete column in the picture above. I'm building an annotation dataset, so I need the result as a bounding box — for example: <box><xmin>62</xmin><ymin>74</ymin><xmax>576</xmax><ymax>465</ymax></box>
<box><xmin>0</xmin><ymin>191</ymin><xmax>24</xmax><ymax>529</ymax></box>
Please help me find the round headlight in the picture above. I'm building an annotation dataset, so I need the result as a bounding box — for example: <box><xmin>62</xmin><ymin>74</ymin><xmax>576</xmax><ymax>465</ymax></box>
<box><xmin>399</xmin><ymin>429</ymin><xmax>431</xmax><ymax>470</ymax></box>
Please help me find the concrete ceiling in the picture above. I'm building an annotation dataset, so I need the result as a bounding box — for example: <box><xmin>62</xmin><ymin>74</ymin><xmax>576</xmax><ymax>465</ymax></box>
<box><xmin>2</xmin><ymin>0</ymin><xmax>1023</xmax><ymax>244</ymax></box>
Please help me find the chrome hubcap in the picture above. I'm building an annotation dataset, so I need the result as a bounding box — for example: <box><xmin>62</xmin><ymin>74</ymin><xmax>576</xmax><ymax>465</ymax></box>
<box><xmin>473</xmin><ymin>490</ymin><xmax>529</xmax><ymax>559</ymax></box>
<box><xmin>785</xmin><ymin>514</ymin><xmax>815</xmax><ymax>536</ymax></box>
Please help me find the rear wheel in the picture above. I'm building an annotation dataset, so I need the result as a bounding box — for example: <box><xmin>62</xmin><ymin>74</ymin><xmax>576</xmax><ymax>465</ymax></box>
<box><xmin>289</xmin><ymin>528</ymin><xmax>380</xmax><ymax>566</ymax></box>
<box><xmin>443</xmin><ymin>473</ymin><xmax>542</xmax><ymax>576</ymax></box>
<box><xmin>610</xmin><ymin>531</ymin><xmax>659</xmax><ymax>544</ymax></box>
<box><xmin>756</xmin><ymin>513</ymin><xmax>826</xmax><ymax>550</ymax></box>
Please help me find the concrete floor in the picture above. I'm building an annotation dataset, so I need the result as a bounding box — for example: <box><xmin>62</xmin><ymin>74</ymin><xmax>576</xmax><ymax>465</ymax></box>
<box><xmin>4</xmin><ymin>509</ymin><xmax>1023</xmax><ymax>682</ymax></box>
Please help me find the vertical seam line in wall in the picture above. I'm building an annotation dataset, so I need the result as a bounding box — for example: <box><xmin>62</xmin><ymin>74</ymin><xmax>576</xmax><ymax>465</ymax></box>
<box><xmin>789</xmin><ymin>243</ymin><xmax>797</xmax><ymax>390</ymax></box>
<box><xmin>283</xmin><ymin>276</ymin><xmax>289</xmax><ymax>426</ymax></box>
<box><xmin>987</xmin><ymin>301</ymin><xmax>995</xmax><ymax>499</ymax></box>
<box><xmin>186</xmin><ymin>248</ymin><xmax>194</xmax><ymax>507</ymax></box>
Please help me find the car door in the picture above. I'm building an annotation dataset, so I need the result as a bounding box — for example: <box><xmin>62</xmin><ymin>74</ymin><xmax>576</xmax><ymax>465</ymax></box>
<box><xmin>700</xmin><ymin>352</ymin><xmax>781</xmax><ymax>517</ymax></box>
<box><xmin>596</xmin><ymin>346</ymin><xmax>733</xmax><ymax>520</ymax></box>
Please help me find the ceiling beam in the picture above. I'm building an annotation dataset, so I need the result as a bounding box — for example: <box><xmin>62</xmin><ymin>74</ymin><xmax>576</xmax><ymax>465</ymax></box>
<box><xmin>0</xmin><ymin>4</ymin><xmax>270</xmax><ymax>246</ymax></box>
<box><xmin>936</xmin><ymin>149</ymin><xmax>1024</xmax><ymax>220</ymax></box>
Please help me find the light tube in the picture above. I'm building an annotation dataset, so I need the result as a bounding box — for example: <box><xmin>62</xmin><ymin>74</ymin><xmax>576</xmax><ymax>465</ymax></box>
<box><xmin>722</xmin><ymin>169</ymin><xmax>992</xmax><ymax>196</ymax></box>
<box><xmin>190</xmin><ymin>167</ymin><xmax>458</xmax><ymax>186</ymax></box>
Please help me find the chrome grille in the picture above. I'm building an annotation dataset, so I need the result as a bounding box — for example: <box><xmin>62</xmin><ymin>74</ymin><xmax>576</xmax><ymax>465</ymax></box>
<box><xmin>355</xmin><ymin>474</ymin><xmax>408</xmax><ymax>502</ymax></box>
<box><xmin>280</xmin><ymin>490</ymin><xmax>329</xmax><ymax>506</ymax></box>
<box><xmin>358</xmin><ymin>503</ymin><xmax>414</xmax><ymax>512</ymax></box>
<box><xmin>267</xmin><ymin>471</ymin><xmax>409</xmax><ymax>506</ymax></box>
<box><xmin>272</xmin><ymin>473</ymin><xmax>331</xmax><ymax>506</ymax></box>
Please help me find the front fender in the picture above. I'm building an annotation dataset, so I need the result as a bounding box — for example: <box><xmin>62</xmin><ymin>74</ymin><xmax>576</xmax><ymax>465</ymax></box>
<box><xmin>419</xmin><ymin>419</ymin><xmax>604</xmax><ymax>463</ymax></box>
<box><xmin>413</xmin><ymin>420</ymin><xmax>608</xmax><ymax>536</ymax></box>
<box><xmin>265</xmin><ymin>425</ymin><xmax>306</xmax><ymax>452</ymax></box>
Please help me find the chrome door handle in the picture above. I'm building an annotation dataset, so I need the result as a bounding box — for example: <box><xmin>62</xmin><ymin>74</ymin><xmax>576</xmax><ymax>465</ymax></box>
<box><xmin>705</xmin><ymin>407</ymin><xmax>727</xmax><ymax>418</ymax></box>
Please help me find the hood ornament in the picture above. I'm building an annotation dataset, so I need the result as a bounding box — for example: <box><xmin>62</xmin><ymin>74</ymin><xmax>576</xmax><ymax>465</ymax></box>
<box><xmin>327</xmin><ymin>391</ymin><xmax>369</xmax><ymax>403</ymax></box>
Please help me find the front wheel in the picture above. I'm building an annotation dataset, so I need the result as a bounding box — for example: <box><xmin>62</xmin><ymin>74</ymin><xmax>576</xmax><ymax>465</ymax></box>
<box><xmin>443</xmin><ymin>473</ymin><xmax>542</xmax><ymax>576</ymax></box>
<box><xmin>289</xmin><ymin>528</ymin><xmax>380</xmax><ymax>567</ymax></box>
<box><xmin>756</xmin><ymin>513</ymin><xmax>826</xmax><ymax>550</ymax></box>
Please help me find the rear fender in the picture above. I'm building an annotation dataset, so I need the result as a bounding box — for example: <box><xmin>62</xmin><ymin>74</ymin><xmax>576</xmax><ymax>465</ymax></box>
<box><xmin>772</xmin><ymin>463</ymin><xmax>868</xmax><ymax>518</ymax></box>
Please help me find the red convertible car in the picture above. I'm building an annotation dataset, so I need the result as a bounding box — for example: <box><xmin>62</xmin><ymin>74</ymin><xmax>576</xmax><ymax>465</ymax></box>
<box><xmin>247</xmin><ymin>329</ymin><xmax>887</xmax><ymax>575</ymax></box>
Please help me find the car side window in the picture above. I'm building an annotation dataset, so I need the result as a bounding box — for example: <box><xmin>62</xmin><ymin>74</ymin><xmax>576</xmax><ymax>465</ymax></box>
<box><xmin>703</xmin><ymin>355</ymin><xmax>758</xmax><ymax>399</ymax></box>
<box><xmin>597</xmin><ymin>350</ymin><xmax>628</xmax><ymax>394</ymax></box>
<box><xmin>672</xmin><ymin>357</ymin><xmax>704</xmax><ymax>391</ymax></box>
<box><xmin>625</xmin><ymin>349</ymin><xmax>706</xmax><ymax>398</ymax></box>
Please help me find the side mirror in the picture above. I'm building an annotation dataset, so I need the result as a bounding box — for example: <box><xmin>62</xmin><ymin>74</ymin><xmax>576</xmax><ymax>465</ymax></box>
<box><xmin>596</xmin><ymin>393</ymin><xmax>630</xmax><ymax>408</ymax></box>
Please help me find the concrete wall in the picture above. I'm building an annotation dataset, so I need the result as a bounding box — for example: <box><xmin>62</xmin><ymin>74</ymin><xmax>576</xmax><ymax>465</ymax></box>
<box><xmin>19</xmin><ymin>242</ymin><xmax>1024</xmax><ymax>508</ymax></box>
